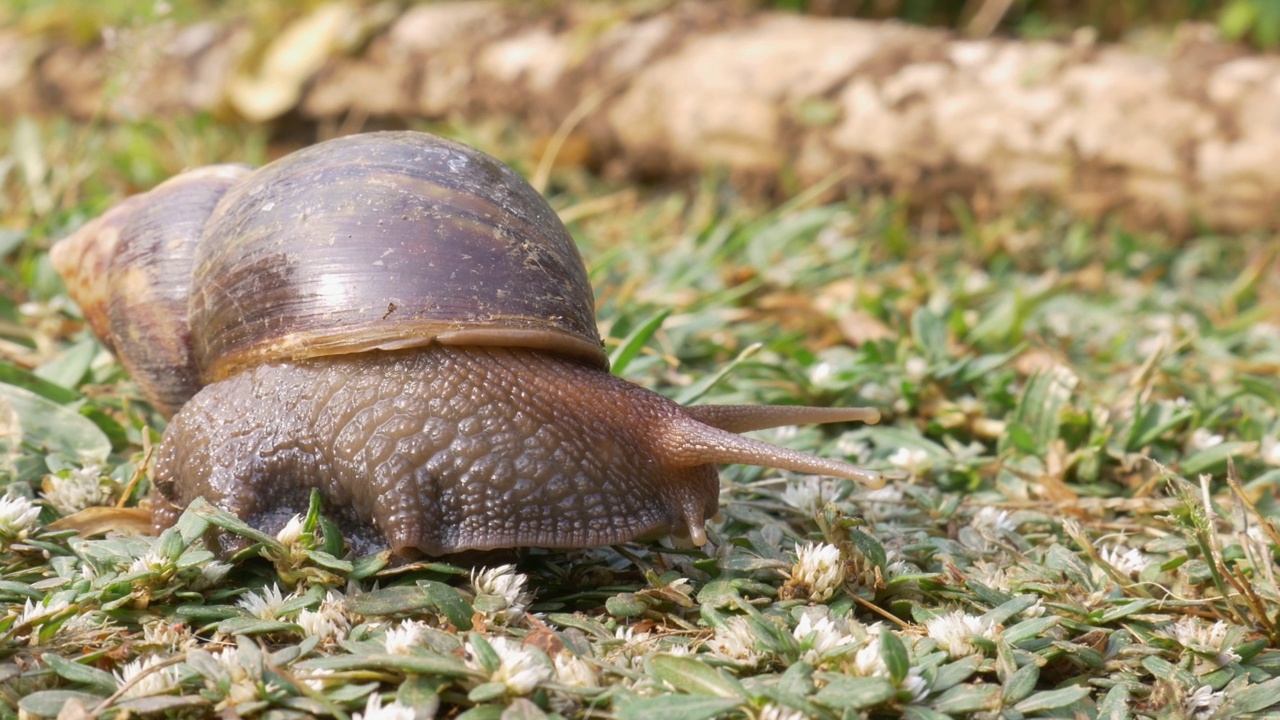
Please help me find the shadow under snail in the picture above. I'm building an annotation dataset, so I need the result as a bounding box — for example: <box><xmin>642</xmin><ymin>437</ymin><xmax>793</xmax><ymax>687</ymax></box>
<box><xmin>51</xmin><ymin>131</ymin><xmax>883</xmax><ymax>557</ymax></box>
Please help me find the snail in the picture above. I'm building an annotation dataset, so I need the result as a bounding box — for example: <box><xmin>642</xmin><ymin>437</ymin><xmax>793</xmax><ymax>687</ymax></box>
<box><xmin>51</xmin><ymin>131</ymin><xmax>883</xmax><ymax>557</ymax></box>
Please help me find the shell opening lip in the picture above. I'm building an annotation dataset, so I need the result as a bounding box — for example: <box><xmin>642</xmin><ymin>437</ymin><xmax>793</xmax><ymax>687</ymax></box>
<box><xmin>200</xmin><ymin>325</ymin><xmax>609</xmax><ymax>382</ymax></box>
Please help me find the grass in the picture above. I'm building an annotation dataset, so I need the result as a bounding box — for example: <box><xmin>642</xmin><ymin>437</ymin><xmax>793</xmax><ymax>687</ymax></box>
<box><xmin>1</xmin><ymin>114</ymin><xmax>1279</xmax><ymax>719</ymax></box>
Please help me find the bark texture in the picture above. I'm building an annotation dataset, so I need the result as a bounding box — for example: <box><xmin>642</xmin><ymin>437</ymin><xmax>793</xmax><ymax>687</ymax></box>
<box><xmin>4</xmin><ymin>1</ymin><xmax>1279</xmax><ymax>233</ymax></box>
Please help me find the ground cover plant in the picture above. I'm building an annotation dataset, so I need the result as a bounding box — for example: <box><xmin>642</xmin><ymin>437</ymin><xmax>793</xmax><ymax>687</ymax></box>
<box><xmin>1</xmin><ymin>115</ymin><xmax>1279</xmax><ymax>719</ymax></box>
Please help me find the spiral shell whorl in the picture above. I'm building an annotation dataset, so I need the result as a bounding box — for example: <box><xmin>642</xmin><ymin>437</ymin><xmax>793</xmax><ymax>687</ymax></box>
<box><xmin>191</xmin><ymin>131</ymin><xmax>606</xmax><ymax>384</ymax></box>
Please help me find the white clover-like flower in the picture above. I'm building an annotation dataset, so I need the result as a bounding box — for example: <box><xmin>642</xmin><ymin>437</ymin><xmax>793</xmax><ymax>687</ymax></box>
<box><xmin>900</xmin><ymin>669</ymin><xmax>929</xmax><ymax>702</ymax></box>
<box><xmin>297</xmin><ymin>590</ymin><xmax>349</xmax><ymax>643</ymax></box>
<box><xmin>42</xmin><ymin>466</ymin><xmax>112</xmax><ymax>514</ymax></box>
<box><xmin>925</xmin><ymin>610</ymin><xmax>997</xmax><ymax>658</ymax></box>
<box><xmin>1262</xmin><ymin>434</ymin><xmax>1280</xmax><ymax>466</ymax></box>
<box><xmin>1099</xmin><ymin>544</ymin><xmax>1151</xmax><ymax>578</ymax></box>
<box><xmin>793</xmin><ymin>610</ymin><xmax>854</xmax><ymax>664</ymax></box>
<box><xmin>190</xmin><ymin>560</ymin><xmax>233</xmax><ymax>591</ymax></box>
<box><xmin>853</xmin><ymin>639</ymin><xmax>888</xmax><ymax>677</ymax></box>
<box><xmin>127</xmin><ymin>549</ymin><xmax>171</xmax><ymax>576</ymax></box>
<box><xmin>1188</xmin><ymin>428</ymin><xmax>1225</xmax><ymax>451</ymax></box>
<box><xmin>352</xmin><ymin>692</ymin><xmax>415</xmax><ymax>720</ymax></box>
<box><xmin>781</xmin><ymin>476</ymin><xmax>834</xmax><ymax>517</ymax></box>
<box><xmin>142</xmin><ymin>618</ymin><xmax>194</xmax><ymax>651</ymax></box>
<box><xmin>862</xmin><ymin>484</ymin><xmax>908</xmax><ymax>522</ymax></box>
<box><xmin>887</xmin><ymin>447</ymin><xmax>929</xmax><ymax>474</ymax></box>
<box><xmin>553</xmin><ymin>652</ymin><xmax>598</xmax><ymax>688</ymax></box>
<box><xmin>1183</xmin><ymin>685</ymin><xmax>1226</xmax><ymax>720</ymax></box>
<box><xmin>300</xmin><ymin>667</ymin><xmax>335</xmax><ymax>692</ymax></box>
<box><xmin>113</xmin><ymin>654</ymin><xmax>179</xmax><ymax>699</ymax></box>
<box><xmin>758</xmin><ymin>703</ymin><xmax>806</xmax><ymax>720</ymax></box>
<box><xmin>383</xmin><ymin>619</ymin><xmax>429</xmax><ymax>655</ymax></box>
<box><xmin>275</xmin><ymin>515</ymin><xmax>306</xmax><ymax>546</ymax></box>
<box><xmin>471</xmin><ymin>564</ymin><xmax>533</xmax><ymax>618</ymax></box>
<box><xmin>791</xmin><ymin>542</ymin><xmax>847</xmax><ymax>601</ymax></box>
<box><xmin>236</xmin><ymin>583</ymin><xmax>295</xmax><ymax>620</ymax></box>
<box><xmin>1169</xmin><ymin>616</ymin><xmax>1241</xmax><ymax>666</ymax></box>
<box><xmin>706</xmin><ymin>616</ymin><xmax>762</xmax><ymax>666</ymax></box>
<box><xmin>971</xmin><ymin>507</ymin><xmax>1017</xmax><ymax>535</ymax></box>
<box><xmin>18</xmin><ymin>597</ymin><xmax>71</xmax><ymax>629</ymax></box>
<box><xmin>606</xmin><ymin>625</ymin><xmax>655</xmax><ymax>666</ymax></box>
<box><xmin>904</xmin><ymin>356</ymin><xmax>929</xmax><ymax>382</ymax></box>
<box><xmin>0</xmin><ymin>495</ymin><xmax>40</xmax><ymax>541</ymax></box>
<box><xmin>467</xmin><ymin>636</ymin><xmax>552</xmax><ymax>695</ymax></box>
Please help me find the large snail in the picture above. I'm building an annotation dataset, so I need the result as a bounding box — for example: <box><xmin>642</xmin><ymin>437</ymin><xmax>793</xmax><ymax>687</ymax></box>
<box><xmin>52</xmin><ymin>131</ymin><xmax>883</xmax><ymax>557</ymax></box>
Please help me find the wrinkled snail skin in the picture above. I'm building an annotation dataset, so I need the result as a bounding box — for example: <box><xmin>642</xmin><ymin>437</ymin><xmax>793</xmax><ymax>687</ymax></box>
<box><xmin>52</xmin><ymin>130</ymin><xmax>884</xmax><ymax>557</ymax></box>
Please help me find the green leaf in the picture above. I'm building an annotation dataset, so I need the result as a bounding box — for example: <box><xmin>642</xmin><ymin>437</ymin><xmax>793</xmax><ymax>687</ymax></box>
<box><xmin>297</xmin><ymin>652</ymin><xmax>479</xmax><ymax>679</ymax></box>
<box><xmin>34</xmin><ymin>337</ymin><xmax>98</xmax><ymax>389</ymax></box>
<box><xmin>344</xmin><ymin>582</ymin><xmax>473</xmax><ymax>631</ymax></box>
<box><xmin>813</xmin><ymin>676</ymin><xmax>897</xmax><ymax>709</ymax></box>
<box><xmin>879</xmin><ymin>631</ymin><xmax>910</xmax><ymax>685</ymax></box>
<box><xmin>19</xmin><ymin>690</ymin><xmax>105</xmax><ymax>716</ymax></box>
<box><xmin>0</xmin><ymin>382</ymin><xmax>110</xmax><ymax>465</ymax></box>
<box><xmin>647</xmin><ymin>654</ymin><xmax>746</xmax><ymax>698</ymax></box>
<box><xmin>911</xmin><ymin>306</ymin><xmax>948</xmax><ymax>364</ymax></box>
<box><xmin>616</xmin><ymin>695</ymin><xmax>742</xmax><ymax>720</ymax></box>
<box><xmin>931</xmin><ymin>656</ymin><xmax>981</xmax><ymax>692</ymax></box>
<box><xmin>929</xmin><ymin>684</ymin><xmax>1001</xmax><ymax>714</ymax></box>
<box><xmin>0</xmin><ymin>362</ymin><xmax>81</xmax><ymax>404</ymax></box>
<box><xmin>611</xmin><ymin>307</ymin><xmax>671</xmax><ymax>377</ymax></box>
<box><xmin>1096</xmin><ymin>684</ymin><xmax>1130</xmax><ymax>720</ymax></box>
<box><xmin>1001</xmin><ymin>662</ymin><xmax>1039</xmax><ymax>705</ymax></box>
<box><xmin>672</xmin><ymin>343</ymin><xmax>761</xmax><ymax>405</ymax></box>
<box><xmin>43</xmin><ymin>654</ymin><xmax>116</xmax><ymax>694</ymax></box>
<box><xmin>1012</xmin><ymin>685</ymin><xmax>1092</xmax><ymax>713</ymax></box>
<box><xmin>1000</xmin><ymin>364</ymin><xmax>1078</xmax><ymax>455</ymax></box>
<box><xmin>1217</xmin><ymin>674</ymin><xmax>1280</xmax><ymax>714</ymax></box>
<box><xmin>1180</xmin><ymin>441</ymin><xmax>1249</xmax><ymax>476</ymax></box>
<box><xmin>1002</xmin><ymin>616</ymin><xmax>1060</xmax><ymax>645</ymax></box>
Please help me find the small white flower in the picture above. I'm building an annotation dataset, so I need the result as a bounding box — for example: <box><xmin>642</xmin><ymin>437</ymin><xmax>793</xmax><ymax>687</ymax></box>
<box><xmin>352</xmin><ymin>693</ymin><xmax>415</xmax><ymax>720</ymax></box>
<box><xmin>706</xmin><ymin>616</ymin><xmax>762</xmax><ymax>665</ymax></box>
<box><xmin>900</xmin><ymin>669</ymin><xmax>929</xmax><ymax>702</ymax></box>
<box><xmin>925</xmin><ymin>610</ymin><xmax>997</xmax><ymax>658</ymax></box>
<box><xmin>0</xmin><ymin>495</ymin><xmax>40</xmax><ymax>541</ymax></box>
<box><xmin>113</xmin><ymin>654</ymin><xmax>179</xmax><ymax>698</ymax></box>
<box><xmin>275</xmin><ymin>514</ymin><xmax>306</xmax><ymax>546</ymax></box>
<box><xmin>42</xmin><ymin>466</ymin><xmax>112</xmax><ymax>514</ymax></box>
<box><xmin>793</xmin><ymin>609</ymin><xmax>855</xmax><ymax>664</ymax></box>
<box><xmin>853</xmin><ymin>640</ymin><xmax>888</xmax><ymax>677</ymax></box>
<box><xmin>758</xmin><ymin>703</ymin><xmax>806</xmax><ymax>720</ymax></box>
<box><xmin>781</xmin><ymin>476</ymin><xmax>833</xmax><ymax>517</ymax></box>
<box><xmin>904</xmin><ymin>356</ymin><xmax>929</xmax><ymax>382</ymax></box>
<box><xmin>862</xmin><ymin>485</ymin><xmax>908</xmax><ymax>522</ymax></box>
<box><xmin>1261</xmin><ymin>434</ymin><xmax>1280</xmax><ymax>466</ymax></box>
<box><xmin>971</xmin><ymin>507</ymin><xmax>1017</xmax><ymax>535</ymax></box>
<box><xmin>1168</xmin><ymin>616</ymin><xmax>1241</xmax><ymax>666</ymax></box>
<box><xmin>236</xmin><ymin>583</ymin><xmax>295</xmax><ymax>620</ymax></box>
<box><xmin>1188</xmin><ymin>428</ymin><xmax>1224</xmax><ymax>451</ymax></box>
<box><xmin>553</xmin><ymin>652</ymin><xmax>597</xmax><ymax>688</ymax></box>
<box><xmin>1099</xmin><ymin>544</ymin><xmax>1151</xmax><ymax>578</ymax></box>
<box><xmin>18</xmin><ymin>597</ymin><xmax>71</xmax><ymax>628</ymax></box>
<box><xmin>297</xmin><ymin>590</ymin><xmax>349</xmax><ymax>643</ymax></box>
<box><xmin>190</xmin><ymin>561</ymin><xmax>233</xmax><ymax>591</ymax></box>
<box><xmin>383</xmin><ymin>620</ymin><xmax>428</xmax><ymax>655</ymax></box>
<box><xmin>790</xmin><ymin>543</ymin><xmax>846</xmax><ymax>601</ymax></box>
<box><xmin>300</xmin><ymin>667</ymin><xmax>334</xmax><ymax>692</ymax></box>
<box><xmin>467</xmin><ymin>636</ymin><xmax>552</xmax><ymax>695</ymax></box>
<box><xmin>141</xmin><ymin>618</ymin><xmax>194</xmax><ymax>651</ymax></box>
<box><xmin>471</xmin><ymin>564</ymin><xmax>533</xmax><ymax>619</ymax></box>
<box><xmin>127</xmin><ymin>549</ymin><xmax>171</xmax><ymax>576</ymax></box>
<box><xmin>887</xmin><ymin>447</ymin><xmax>929</xmax><ymax>474</ymax></box>
<box><xmin>1182</xmin><ymin>685</ymin><xmax>1225</xmax><ymax>720</ymax></box>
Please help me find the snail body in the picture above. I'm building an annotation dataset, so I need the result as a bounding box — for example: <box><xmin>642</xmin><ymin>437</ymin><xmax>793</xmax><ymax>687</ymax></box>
<box><xmin>53</xmin><ymin>131</ymin><xmax>882</xmax><ymax>557</ymax></box>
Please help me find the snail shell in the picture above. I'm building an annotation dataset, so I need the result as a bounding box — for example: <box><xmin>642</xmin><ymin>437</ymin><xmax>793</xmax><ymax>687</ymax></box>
<box><xmin>53</xmin><ymin>131</ymin><xmax>882</xmax><ymax>557</ymax></box>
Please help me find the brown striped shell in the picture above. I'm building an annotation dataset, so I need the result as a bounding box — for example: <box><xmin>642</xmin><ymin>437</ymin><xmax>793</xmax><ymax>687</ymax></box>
<box><xmin>53</xmin><ymin>131</ymin><xmax>607</xmax><ymax>414</ymax></box>
<box><xmin>191</xmin><ymin>132</ymin><xmax>607</xmax><ymax>386</ymax></box>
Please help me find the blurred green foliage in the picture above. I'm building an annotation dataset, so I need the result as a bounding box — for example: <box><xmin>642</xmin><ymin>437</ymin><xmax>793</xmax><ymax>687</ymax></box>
<box><xmin>770</xmin><ymin>0</ymin><xmax>1280</xmax><ymax>47</ymax></box>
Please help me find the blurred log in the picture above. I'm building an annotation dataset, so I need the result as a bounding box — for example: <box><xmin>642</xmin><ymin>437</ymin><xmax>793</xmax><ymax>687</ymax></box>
<box><xmin>3</xmin><ymin>1</ymin><xmax>1278</xmax><ymax>234</ymax></box>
